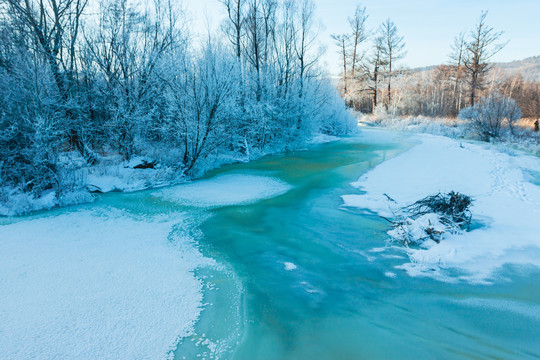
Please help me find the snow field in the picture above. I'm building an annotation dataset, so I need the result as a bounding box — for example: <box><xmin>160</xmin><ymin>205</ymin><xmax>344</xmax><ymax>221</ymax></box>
<box><xmin>155</xmin><ymin>174</ymin><xmax>292</xmax><ymax>207</ymax></box>
<box><xmin>342</xmin><ymin>132</ymin><xmax>540</xmax><ymax>283</ymax></box>
<box><xmin>0</xmin><ymin>210</ymin><xmax>212</xmax><ymax>359</ymax></box>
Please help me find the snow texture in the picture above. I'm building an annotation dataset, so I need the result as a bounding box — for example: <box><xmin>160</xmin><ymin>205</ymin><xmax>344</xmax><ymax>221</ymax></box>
<box><xmin>155</xmin><ymin>174</ymin><xmax>292</xmax><ymax>207</ymax></box>
<box><xmin>0</xmin><ymin>189</ymin><xmax>68</xmax><ymax>217</ymax></box>
<box><xmin>308</xmin><ymin>133</ymin><xmax>340</xmax><ymax>144</ymax></box>
<box><xmin>387</xmin><ymin>213</ymin><xmax>448</xmax><ymax>245</ymax></box>
<box><xmin>342</xmin><ymin>132</ymin><xmax>540</xmax><ymax>283</ymax></box>
<box><xmin>85</xmin><ymin>159</ymin><xmax>166</xmax><ymax>193</ymax></box>
<box><xmin>283</xmin><ymin>262</ymin><xmax>298</xmax><ymax>271</ymax></box>
<box><xmin>0</xmin><ymin>209</ymin><xmax>211</xmax><ymax>359</ymax></box>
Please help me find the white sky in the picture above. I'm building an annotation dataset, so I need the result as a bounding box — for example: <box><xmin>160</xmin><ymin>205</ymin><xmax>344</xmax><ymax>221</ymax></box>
<box><xmin>184</xmin><ymin>0</ymin><xmax>540</xmax><ymax>75</ymax></box>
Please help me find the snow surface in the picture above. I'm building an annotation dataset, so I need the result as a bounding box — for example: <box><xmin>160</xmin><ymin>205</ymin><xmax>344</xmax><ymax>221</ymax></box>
<box><xmin>86</xmin><ymin>164</ymin><xmax>164</xmax><ymax>193</ymax></box>
<box><xmin>0</xmin><ymin>171</ymin><xmax>295</xmax><ymax>358</ymax></box>
<box><xmin>342</xmin><ymin>132</ymin><xmax>540</xmax><ymax>283</ymax></box>
<box><xmin>386</xmin><ymin>213</ymin><xmax>448</xmax><ymax>245</ymax></box>
<box><xmin>155</xmin><ymin>174</ymin><xmax>292</xmax><ymax>207</ymax></box>
<box><xmin>0</xmin><ymin>209</ymin><xmax>212</xmax><ymax>359</ymax></box>
<box><xmin>283</xmin><ymin>262</ymin><xmax>298</xmax><ymax>271</ymax></box>
<box><xmin>0</xmin><ymin>159</ymin><xmax>165</xmax><ymax>216</ymax></box>
<box><xmin>308</xmin><ymin>133</ymin><xmax>340</xmax><ymax>144</ymax></box>
<box><xmin>0</xmin><ymin>189</ymin><xmax>66</xmax><ymax>217</ymax></box>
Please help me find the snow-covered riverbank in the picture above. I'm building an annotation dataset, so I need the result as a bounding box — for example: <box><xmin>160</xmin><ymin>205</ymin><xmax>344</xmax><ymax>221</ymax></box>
<box><xmin>343</xmin><ymin>131</ymin><xmax>540</xmax><ymax>283</ymax></box>
<box><xmin>0</xmin><ymin>134</ymin><xmax>338</xmax><ymax>217</ymax></box>
<box><xmin>0</xmin><ymin>210</ymin><xmax>211</xmax><ymax>359</ymax></box>
<box><xmin>0</xmin><ymin>173</ymin><xmax>293</xmax><ymax>359</ymax></box>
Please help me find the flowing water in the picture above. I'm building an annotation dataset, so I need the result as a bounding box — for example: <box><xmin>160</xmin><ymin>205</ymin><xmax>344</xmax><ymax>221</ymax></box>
<box><xmin>171</xmin><ymin>132</ymin><xmax>540</xmax><ymax>359</ymax></box>
<box><xmin>5</xmin><ymin>131</ymin><xmax>540</xmax><ymax>359</ymax></box>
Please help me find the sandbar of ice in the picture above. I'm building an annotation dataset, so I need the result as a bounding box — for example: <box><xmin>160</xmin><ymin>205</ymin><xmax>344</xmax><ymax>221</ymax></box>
<box><xmin>342</xmin><ymin>132</ymin><xmax>540</xmax><ymax>283</ymax></box>
<box><xmin>0</xmin><ymin>209</ymin><xmax>210</xmax><ymax>359</ymax></box>
<box><xmin>156</xmin><ymin>174</ymin><xmax>292</xmax><ymax>207</ymax></box>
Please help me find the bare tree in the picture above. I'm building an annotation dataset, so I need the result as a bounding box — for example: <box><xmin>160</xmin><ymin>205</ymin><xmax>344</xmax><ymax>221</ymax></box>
<box><xmin>359</xmin><ymin>34</ymin><xmax>386</xmax><ymax>112</ymax></box>
<box><xmin>370</xmin><ymin>36</ymin><xmax>384</xmax><ymax>111</ymax></box>
<box><xmin>219</xmin><ymin>0</ymin><xmax>245</xmax><ymax>59</ymax></box>
<box><xmin>330</xmin><ymin>33</ymin><xmax>349</xmax><ymax>94</ymax></box>
<box><xmin>294</xmin><ymin>0</ymin><xmax>318</xmax><ymax>97</ymax></box>
<box><xmin>274</xmin><ymin>0</ymin><xmax>296</xmax><ymax>97</ymax></box>
<box><xmin>261</xmin><ymin>0</ymin><xmax>277</xmax><ymax>65</ymax></box>
<box><xmin>348</xmin><ymin>4</ymin><xmax>368</xmax><ymax>78</ymax></box>
<box><xmin>5</xmin><ymin>0</ymin><xmax>96</xmax><ymax>163</ymax></box>
<box><xmin>464</xmin><ymin>11</ymin><xmax>506</xmax><ymax>106</ymax></box>
<box><xmin>379</xmin><ymin>18</ymin><xmax>406</xmax><ymax>107</ymax></box>
<box><xmin>449</xmin><ymin>32</ymin><xmax>466</xmax><ymax>114</ymax></box>
<box><xmin>244</xmin><ymin>0</ymin><xmax>263</xmax><ymax>100</ymax></box>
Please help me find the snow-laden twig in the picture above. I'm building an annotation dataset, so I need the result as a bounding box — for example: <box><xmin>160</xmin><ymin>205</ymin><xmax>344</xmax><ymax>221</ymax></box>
<box><xmin>384</xmin><ymin>191</ymin><xmax>473</xmax><ymax>246</ymax></box>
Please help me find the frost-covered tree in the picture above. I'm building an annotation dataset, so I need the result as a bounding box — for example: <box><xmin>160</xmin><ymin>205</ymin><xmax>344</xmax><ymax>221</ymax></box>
<box><xmin>459</xmin><ymin>93</ymin><xmax>521</xmax><ymax>141</ymax></box>
<box><xmin>378</xmin><ymin>18</ymin><xmax>406</xmax><ymax>107</ymax></box>
<box><xmin>463</xmin><ymin>11</ymin><xmax>506</xmax><ymax>107</ymax></box>
<box><xmin>0</xmin><ymin>10</ymin><xmax>64</xmax><ymax>195</ymax></box>
<box><xmin>163</xmin><ymin>41</ymin><xmax>240</xmax><ymax>175</ymax></box>
<box><xmin>5</xmin><ymin>0</ymin><xmax>97</xmax><ymax>164</ymax></box>
<box><xmin>0</xmin><ymin>0</ymin><xmax>355</xmax><ymax>210</ymax></box>
<box><xmin>449</xmin><ymin>32</ymin><xmax>466</xmax><ymax>115</ymax></box>
<box><xmin>83</xmin><ymin>0</ymin><xmax>182</xmax><ymax>158</ymax></box>
<box><xmin>330</xmin><ymin>33</ymin><xmax>350</xmax><ymax>94</ymax></box>
<box><xmin>348</xmin><ymin>4</ymin><xmax>368</xmax><ymax>78</ymax></box>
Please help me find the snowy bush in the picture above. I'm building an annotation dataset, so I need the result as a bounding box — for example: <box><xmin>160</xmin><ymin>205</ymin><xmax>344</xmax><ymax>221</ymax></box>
<box><xmin>0</xmin><ymin>63</ymin><xmax>64</xmax><ymax>196</ymax></box>
<box><xmin>371</xmin><ymin>104</ymin><xmax>392</xmax><ymax>123</ymax></box>
<box><xmin>305</xmin><ymin>80</ymin><xmax>357</xmax><ymax>136</ymax></box>
<box><xmin>459</xmin><ymin>94</ymin><xmax>522</xmax><ymax>141</ymax></box>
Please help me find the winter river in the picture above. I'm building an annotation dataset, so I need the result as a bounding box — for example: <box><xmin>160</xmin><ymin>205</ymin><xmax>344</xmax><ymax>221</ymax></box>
<box><xmin>1</xmin><ymin>129</ymin><xmax>540</xmax><ymax>359</ymax></box>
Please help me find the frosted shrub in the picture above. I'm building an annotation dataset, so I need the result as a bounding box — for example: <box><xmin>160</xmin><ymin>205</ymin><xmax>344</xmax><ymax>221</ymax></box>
<box><xmin>459</xmin><ymin>94</ymin><xmax>522</xmax><ymax>142</ymax></box>
<box><xmin>371</xmin><ymin>104</ymin><xmax>391</xmax><ymax>123</ymax></box>
<box><xmin>311</xmin><ymin>81</ymin><xmax>357</xmax><ymax>135</ymax></box>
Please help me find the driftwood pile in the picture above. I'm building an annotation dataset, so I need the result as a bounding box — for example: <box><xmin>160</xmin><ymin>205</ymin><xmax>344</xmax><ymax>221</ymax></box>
<box><xmin>384</xmin><ymin>191</ymin><xmax>473</xmax><ymax>246</ymax></box>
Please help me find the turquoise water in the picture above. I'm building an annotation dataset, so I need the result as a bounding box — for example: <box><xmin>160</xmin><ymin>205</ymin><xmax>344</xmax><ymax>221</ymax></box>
<box><xmin>173</xmin><ymin>134</ymin><xmax>540</xmax><ymax>359</ymax></box>
<box><xmin>4</xmin><ymin>131</ymin><xmax>540</xmax><ymax>359</ymax></box>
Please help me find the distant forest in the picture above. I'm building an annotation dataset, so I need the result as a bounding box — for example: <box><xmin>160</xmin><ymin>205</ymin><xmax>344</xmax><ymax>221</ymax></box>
<box><xmin>331</xmin><ymin>7</ymin><xmax>540</xmax><ymax>120</ymax></box>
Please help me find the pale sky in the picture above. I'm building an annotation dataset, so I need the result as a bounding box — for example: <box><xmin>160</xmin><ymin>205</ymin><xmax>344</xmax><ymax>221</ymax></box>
<box><xmin>185</xmin><ymin>0</ymin><xmax>540</xmax><ymax>75</ymax></box>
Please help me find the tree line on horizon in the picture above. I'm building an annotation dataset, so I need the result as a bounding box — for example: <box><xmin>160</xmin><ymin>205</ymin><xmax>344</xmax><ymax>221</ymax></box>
<box><xmin>331</xmin><ymin>6</ymin><xmax>540</xmax><ymax>121</ymax></box>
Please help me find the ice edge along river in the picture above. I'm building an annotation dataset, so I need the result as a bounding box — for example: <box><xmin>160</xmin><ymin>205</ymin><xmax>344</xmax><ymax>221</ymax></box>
<box><xmin>342</xmin><ymin>130</ymin><xmax>540</xmax><ymax>284</ymax></box>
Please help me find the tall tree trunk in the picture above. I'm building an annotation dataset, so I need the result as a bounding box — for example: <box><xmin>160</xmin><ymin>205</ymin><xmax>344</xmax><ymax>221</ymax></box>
<box><xmin>342</xmin><ymin>38</ymin><xmax>347</xmax><ymax>94</ymax></box>
<box><xmin>387</xmin><ymin>59</ymin><xmax>392</xmax><ymax>107</ymax></box>
<box><xmin>372</xmin><ymin>65</ymin><xmax>378</xmax><ymax>112</ymax></box>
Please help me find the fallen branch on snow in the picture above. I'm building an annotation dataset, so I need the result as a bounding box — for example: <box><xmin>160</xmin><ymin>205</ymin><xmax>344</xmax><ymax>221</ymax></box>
<box><xmin>385</xmin><ymin>191</ymin><xmax>473</xmax><ymax>246</ymax></box>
